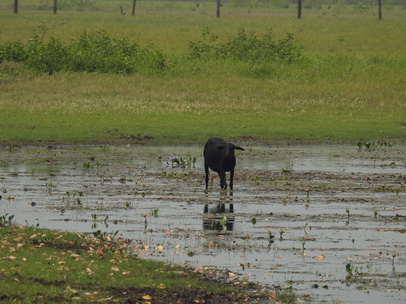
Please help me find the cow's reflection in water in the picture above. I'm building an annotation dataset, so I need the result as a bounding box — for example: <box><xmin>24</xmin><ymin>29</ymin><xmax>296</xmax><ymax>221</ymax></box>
<box><xmin>203</xmin><ymin>195</ymin><xmax>235</xmax><ymax>232</ymax></box>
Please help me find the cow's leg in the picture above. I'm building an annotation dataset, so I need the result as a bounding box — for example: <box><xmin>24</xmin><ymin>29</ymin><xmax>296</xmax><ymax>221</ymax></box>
<box><xmin>205</xmin><ymin>163</ymin><xmax>209</xmax><ymax>190</ymax></box>
<box><xmin>229</xmin><ymin>168</ymin><xmax>234</xmax><ymax>191</ymax></box>
<box><xmin>218</xmin><ymin>171</ymin><xmax>226</xmax><ymax>189</ymax></box>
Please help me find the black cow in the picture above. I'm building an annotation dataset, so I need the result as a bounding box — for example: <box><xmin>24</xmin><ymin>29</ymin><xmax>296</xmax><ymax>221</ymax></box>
<box><xmin>203</xmin><ymin>138</ymin><xmax>245</xmax><ymax>190</ymax></box>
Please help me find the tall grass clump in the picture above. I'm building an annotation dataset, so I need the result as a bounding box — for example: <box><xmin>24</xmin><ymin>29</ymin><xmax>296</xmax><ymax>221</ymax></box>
<box><xmin>0</xmin><ymin>31</ymin><xmax>168</xmax><ymax>75</ymax></box>
<box><xmin>0</xmin><ymin>27</ymin><xmax>301</xmax><ymax>75</ymax></box>
<box><xmin>188</xmin><ymin>27</ymin><xmax>301</xmax><ymax>66</ymax></box>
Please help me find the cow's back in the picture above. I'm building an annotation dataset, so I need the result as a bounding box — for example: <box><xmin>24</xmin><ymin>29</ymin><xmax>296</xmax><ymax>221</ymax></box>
<box><xmin>204</xmin><ymin>138</ymin><xmax>226</xmax><ymax>172</ymax></box>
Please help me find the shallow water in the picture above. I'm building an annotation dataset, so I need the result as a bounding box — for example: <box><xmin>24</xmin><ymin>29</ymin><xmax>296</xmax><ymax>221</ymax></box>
<box><xmin>1</xmin><ymin>143</ymin><xmax>405</xmax><ymax>303</ymax></box>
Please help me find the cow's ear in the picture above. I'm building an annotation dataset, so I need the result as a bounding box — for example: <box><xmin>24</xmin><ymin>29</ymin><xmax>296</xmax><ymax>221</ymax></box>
<box><xmin>217</xmin><ymin>145</ymin><xmax>225</xmax><ymax>150</ymax></box>
<box><xmin>234</xmin><ymin>145</ymin><xmax>245</xmax><ymax>151</ymax></box>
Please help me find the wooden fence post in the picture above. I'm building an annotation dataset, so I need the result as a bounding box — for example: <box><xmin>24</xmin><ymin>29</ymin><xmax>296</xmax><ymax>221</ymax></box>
<box><xmin>53</xmin><ymin>0</ymin><xmax>57</xmax><ymax>14</ymax></box>
<box><xmin>132</xmin><ymin>0</ymin><xmax>136</xmax><ymax>16</ymax></box>
<box><xmin>297</xmin><ymin>0</ymin><xmax>302</xmax><ymax>19</ymax></box>
<box><xmin>378</xmin><ymin>0</ymin><xmax>382</xmax><ymax>20</ymax></box>
<box><xmin>14</xmin><ymin>0</ymin><xmax>18</xmax><ymax>14</ymax></box>
<box><xmin>216</xmin><ymin>0</ymin><xmax>220</xmax><ymax>18</ymax></box>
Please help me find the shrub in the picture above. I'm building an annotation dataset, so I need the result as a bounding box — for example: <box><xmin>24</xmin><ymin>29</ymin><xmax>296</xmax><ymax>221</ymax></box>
<box><xmin>0</xmin><ymin>41</ymin><xmax>28</xmax><ymax>63</ymax></box>
<box><xmin>0</xmin><ymin>31</ymin><xmax>168</xmax><ymax>75</ymax></box>
<box><xmin>25</xmin><ymin>37</ymin><xmax>70</xmax><ymax>74</ymax></box>
<box><xmin>188</xmin><ymin>28</ymin><xmax>301</xmax><ymax>65</ymax></box>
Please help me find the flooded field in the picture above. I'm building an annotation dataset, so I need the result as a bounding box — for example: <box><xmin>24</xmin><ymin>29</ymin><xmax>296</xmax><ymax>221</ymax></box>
<box><xmin>0</xmin><ymin>142</ymin><xmax>405</xmax><ymax>303</ymax></box>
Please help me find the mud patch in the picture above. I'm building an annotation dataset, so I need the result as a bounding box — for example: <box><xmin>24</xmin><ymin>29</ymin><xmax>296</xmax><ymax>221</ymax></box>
<box><xmin>0</xmin><ymin>143</ymin><xmax>405</xmax><ymax>303</ymax></box>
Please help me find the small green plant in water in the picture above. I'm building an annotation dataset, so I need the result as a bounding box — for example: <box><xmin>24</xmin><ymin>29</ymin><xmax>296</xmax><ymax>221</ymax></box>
<box><xmin>268</xmin><ymin>230</ymin><xmax>275</xmax><ymax>242</ymax></box>
<box><xmin>357</xmin><ymin>140</ymin><xmax>393</xmax><ymax>151</ymax></box>
<box><xmin>65</xmin><ymin>191</ymin><xmax>84</xmax><ymax>207</ymax></box>
<box><xmin>152</xmin><ymin>209</ymin><xmax>159</xmax><ymax>217</ymax></box>
<box><xmin>305</xmin><ymin>188</ymin><xmax>310</xmax><ymax>205</ymax></box>
<box><xmin>91</xmin><ymin>230</ymin><xmax>118</xmax><ymax>242</ymax></box>
<box><xmin>0</xmin><ymin>213</ymin><xmax>14</xmax><ymax>227</ymax></box>
<box><xmin>167</xmin><ymin>156</ymin><xmax>196</xmax><ymax>168</ymax></box>
<box><xmin>301</xmin><ymin>239</ymin><xmax>306</xmax><ymax>252</ymax></box>
<box><xmin>279</xmin><ymin>229</ymin><xmax>285</xmax><ymax>240</ymax></box>
<box><xmin>219</xmin><ymin>215</ymin><xmax>227</xmax><ymax>230</ymax></box>
<box><xmin>346</xmin><ymin>263</ymin><xmax>353</xmax><ymax>277</ymax></box>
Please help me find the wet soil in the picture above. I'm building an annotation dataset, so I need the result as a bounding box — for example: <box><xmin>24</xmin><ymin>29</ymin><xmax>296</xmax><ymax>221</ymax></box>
<box><xmin>0</xmin><ymin>143</ymin><xmax>405</xmax><ymax>303</ymax></box>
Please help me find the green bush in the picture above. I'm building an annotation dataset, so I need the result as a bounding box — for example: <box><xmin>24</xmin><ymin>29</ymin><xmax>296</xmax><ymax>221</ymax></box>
<box><xmin>0</xmin><ymin>31</ymin><xmax>168</xmax><ymax>75</ymax></box>
<box><xmin>188</xmin><ymin>28</ymin><xmax>301</xmax><ymax>65</ymax></box>
<box><xmin>25</xmin><ymin>37</ymin><xmax>69</xmax><ymax>74</ymax></box>
<box><xmin>0</xmin><ymin>41</ymin><xmax>28</xmax><ymax>63</ymax></box>
<box><xmin>0</xmin><ymin>28</ymin><xmax>300</xmax><ymax>75</ymax></box>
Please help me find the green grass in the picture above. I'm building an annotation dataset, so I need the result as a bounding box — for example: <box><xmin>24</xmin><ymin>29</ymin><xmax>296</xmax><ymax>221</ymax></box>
<box><xmin>0</xmin><ymin>225</ymin><xmax>267</xmax><ymax>303</ymax></box>
<box><xmin>0</xmin><ymin>2</ymin><xmax>405</xmax><ymax>144</ymax></box>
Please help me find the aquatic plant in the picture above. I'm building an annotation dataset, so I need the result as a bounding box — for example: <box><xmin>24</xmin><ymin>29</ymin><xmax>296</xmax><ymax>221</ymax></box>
<box><xmin>152</xmin><ymin>209</ymin><xmax>159</xmax><ymax>217</ymax></box>
<box><xmin>83</xmin><ymin>162</ymin><xmax>91</xmax><ymax>169</ymax></box>
<box><xmin>305</xmin><ymin>188</ymin><xmax>311</xmax><ymax>205</ymax></box>
<box><xmin>7</xmin><ymin>145</ymin><xmax>16</xmax><ymax>153</ymax></box>
<box><xmin>357</xmin><ymin>140</ymin><xmax>393</xmax><ymax>151</ymax></box>
<box><xmin>345</xmin><ymin>263</ymin><xmax>353</xmax><ymax>277</ymax></box>
<box><xmin>65</xmin><ymin>191</ymin><xmax>84</xmax><ymax>207</ymax></box>
<box><xmin>268</xmin><ymin>230</ymin><xmax>275</xmax><ymax>243</ymax></box>
<box><xmin>279</xmin><ymin>229</ymin><xmax>285</xmax><ymax>240</ymax></box>
<box><xmin>90</xmin><ymin>229</ymin><xmax>118</xmax><ymax>243</ymax></box>
<box><xmin>392</xmin><ymin>253</ymin><xmax>397</xmax><ymax>267</ymax></box>
<box><xmin>167</xmin><ymin>156</ymin><xmax>196</xmax><ymax>168</ymax></box>
<box><xmin>303</xmin><ymin>223</ymin><xmax>309</xmax><ymax>236</ymax></box>
<box><xmin>207</xmin><ymin>215</ymin><xmax>228</xmax><ymax>231</ymax></box>
<box><xmin>219</xmin><ymin>215</ymin><xmax>228</xmax><ymax>230</ymax></box>
<box><xmin>0</xmin><ymin>213</ymin><xmax>14</xmax><ymax>227</ymax></box>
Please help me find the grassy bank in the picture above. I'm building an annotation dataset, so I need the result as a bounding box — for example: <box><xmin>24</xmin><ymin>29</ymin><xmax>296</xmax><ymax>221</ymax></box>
<box><xmin>0</xmin><ymin>225</ymin><xmax>277</xmax><ymax>303</ymax></box>
<box><xmin>0</xmin><ymin>3</ymin><xmax>405</xmax><ymax>144</ymax></box>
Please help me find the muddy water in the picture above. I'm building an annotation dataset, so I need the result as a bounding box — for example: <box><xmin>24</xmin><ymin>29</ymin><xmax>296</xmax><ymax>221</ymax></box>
<box><xmin>0</xmin><ymin>143</ymin><xmax>405</xmax><ymax>303</ymax></box>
